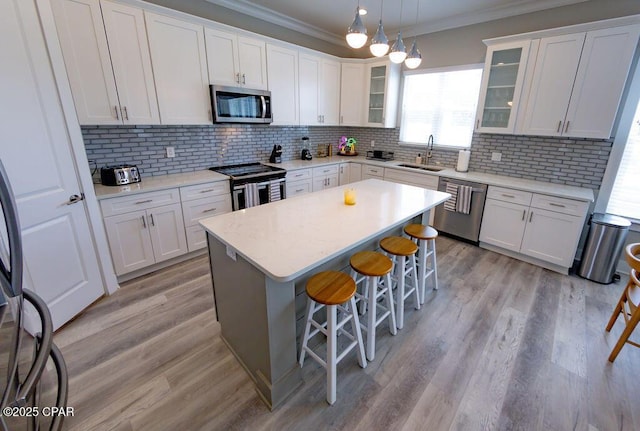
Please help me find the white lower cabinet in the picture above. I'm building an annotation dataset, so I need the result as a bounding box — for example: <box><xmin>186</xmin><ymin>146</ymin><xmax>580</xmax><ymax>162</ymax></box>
<box><xmin>180</xmin><ymin>181</ymin><xmax>232</xmax><ymax>251</ymax></box>
<box><xmin>349</xmin><ymin>163</ymin><xmax>362</xmax><ymax>182</ymax></box>
<box><xmin>383</xmin><ymin>168</ymin><xmax>439</xmax><ymax>190</ymax></box>
<box><xmin>339</xmin><ymin>163</ymin><xmax>350</xmax><ymax>185</ymax></box>
<box><xmin>479</xmin><ymin>185</ymin><xmax>589</xmax><ymax>269</ymax></box>
<box><xmin>286</xmin><ymin>168</ymin><xmax>312</xmax><ymax>197</ymax></box>
<box><xmin>312</xmin><ymin>165</ymin><xmax>339</xmax><ymax>192</ymax></box>
<box><xmin>362</xmin><ymin>165</ymin><xmax>384</xmax><ymax>180</ymax></box>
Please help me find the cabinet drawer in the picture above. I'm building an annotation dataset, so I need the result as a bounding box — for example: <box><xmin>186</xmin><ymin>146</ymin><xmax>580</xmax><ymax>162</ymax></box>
<box><xmin>487</xmin><ymin>186</ymin><xmax>532</xmax><ymax>206</ymax></box>
<box><xmin>363</xmin><ymin>165</ymin><xmax>384</xmax><ymax>177</ymax></box>
<box><xmin>182</xmin><ymin>195</ymin><xmax>232</xmax><ymax>226</ymax></box>
<box><xmin>287</xmin><ymin>180</ymin><xmax>312</xmax><ymax>197</ymax></box>
<box><xmin>312</xmin><ymin>165</ymin><xmax>339</xmax><ymax>177</ymax></box>
<box><xmin>100</xmin><ymin>188</ymin><xmax>181</xmax><ymax>216</ymax></box>
<box><xmin>383</xmin><ymin>168</ymin><xmax>439</xmax><ymax>190</ymax></box>
<box><xmin>186</xmin><ymin>225</ymin><xmax>207</xmax><ymax>252</ymax></box>
<box><xmin>531</xmin><ymin>194</ymin><xmax>589</xmax><ymax>217</ymax></box>
<box><xmin>287</xmin><ymin>169</ymin><xmax>312</xmax><ymax>181</ymax></box>
<box><xmin>180</xmin><ymin>181</ymin><xmax>229</xmax><ymax>201</ymax></box>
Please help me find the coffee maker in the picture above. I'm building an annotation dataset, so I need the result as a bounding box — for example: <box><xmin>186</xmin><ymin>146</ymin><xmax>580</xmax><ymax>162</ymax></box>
<box><xmin>300</xmin><ymin>136</ymin><xmax>312</xmax><ymax>160</ymax></box>
<box><xmin>269</xmin><ymin>144</ymin><xmax>282</xmax><ymax>163</ymax></box>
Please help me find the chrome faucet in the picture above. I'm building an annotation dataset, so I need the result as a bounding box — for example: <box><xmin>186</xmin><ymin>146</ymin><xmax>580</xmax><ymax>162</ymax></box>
<box><xmin>425</xmin><ymin>134</ymin><xmax>434</xmax><ymax>165</ymax></box>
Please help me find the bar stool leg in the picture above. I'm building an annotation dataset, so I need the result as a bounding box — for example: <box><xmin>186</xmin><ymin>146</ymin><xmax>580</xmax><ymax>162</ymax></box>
<box><xmin>350</xmin><ymin>296</ymin><xmax>367</xmax><ymax>368</ymax></box>
<box><xmin>396</xmin><ymin>255</ymin><xmax>406</xmax><ymax>330</ymax></box>
<box><xmin>299</xmin><ymin>298</ymin><xmax>315</xmax><ymax>366</ymax></box>
<box><xmin>385</xmin><ymin>273</ymin><xmax>397</xmax><ymax>335</ymax></box>
<box><xmin>418</xmin><ymin>238</ymin><xmax>427</xmax><ymax>304</ymax></box>
<box><xmin>366</xmin><ymin>276</ymin><xmax>377</xmax><ymax>361</ymax></box>
<box><xmin>327</xmin><ymin>304</ymin><xmax>337</xmax><ymax>405</ymax></box>
<box><xmin>410</xmin><ymin>251</ymin><xmax>420</xmax><ymax>310</ymax></box>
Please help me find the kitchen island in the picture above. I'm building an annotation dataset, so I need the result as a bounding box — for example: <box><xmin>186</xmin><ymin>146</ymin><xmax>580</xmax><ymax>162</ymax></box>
<box><xmin>200</xmin><ymin>179</ymin><xmax>450</xmax><ymax>408</ymax></box>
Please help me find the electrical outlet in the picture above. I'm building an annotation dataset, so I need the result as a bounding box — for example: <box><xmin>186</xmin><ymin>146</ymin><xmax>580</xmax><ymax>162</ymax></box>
<box><xmin>371</xmin><ymin>140</ymin><xmax>375</xmax><ymax>147</ymax></box>
<box><xmin>491</xmin><ymin>152</ymin><xmax>502</xmax><ymax>162</ymax></box>
<box><xmin>165</xmin><ymin>146</ymin><xmax>175</xmax><ymax>158</ymax></box>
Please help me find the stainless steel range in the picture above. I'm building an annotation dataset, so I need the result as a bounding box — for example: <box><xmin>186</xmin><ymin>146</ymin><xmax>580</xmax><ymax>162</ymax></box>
<box><xmin>209</xmin><ymin>163</ymin><xmax>286</xmax><ymax>211</ymax></box>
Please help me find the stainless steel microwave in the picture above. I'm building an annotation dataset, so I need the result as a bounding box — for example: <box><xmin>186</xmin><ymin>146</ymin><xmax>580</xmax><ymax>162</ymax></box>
<box><xmin>210</xmin><ymin>85</ymin><xmax>272</xmax><ymax>124</ymax></box>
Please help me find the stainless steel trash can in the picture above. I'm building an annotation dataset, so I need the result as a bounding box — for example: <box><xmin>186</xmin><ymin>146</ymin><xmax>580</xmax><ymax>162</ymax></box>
<box><xmin>578</xmin><ymin>213</ymin><xmax>631</xmax><ymax>284</ymax></box>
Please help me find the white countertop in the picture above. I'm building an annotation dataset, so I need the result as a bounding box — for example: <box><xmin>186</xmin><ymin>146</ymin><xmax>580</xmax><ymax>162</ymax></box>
<box><xmin>94</xmin><ymin>170</ymin><xmax>228</xmax><ymax>199</ymax></box>
<box><xmin>200</xmin><ymin>179</ymin><xmax>450</xmax><ymax>282</ymax></box>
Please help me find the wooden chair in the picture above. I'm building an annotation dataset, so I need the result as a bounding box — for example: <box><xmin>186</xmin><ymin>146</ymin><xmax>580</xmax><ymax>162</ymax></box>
<box><xmin>605</xmin><ymin>243</ymin><xmax>640</xmax><ymax>362</ymax></box>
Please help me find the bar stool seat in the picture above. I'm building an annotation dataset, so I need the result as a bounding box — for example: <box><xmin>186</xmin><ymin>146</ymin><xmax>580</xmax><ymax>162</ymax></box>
<box><xmin>350</xmin><ymin>251</ymin><xmax>396</xmax><ymax>361</ymax></box>
<box><xmin>299</xmin><ymin>270</ymin><xmax>366</xmax><ymax>405</ymax></box>
<box><xmin>380</xmin><ymin>236</ymin><xmax>420</xmax><ymax>330</ymax></box>
<box><xmin>404</xmin><ymin>224</ymin><xmax>439</xmax><ymax>304</ymax></box>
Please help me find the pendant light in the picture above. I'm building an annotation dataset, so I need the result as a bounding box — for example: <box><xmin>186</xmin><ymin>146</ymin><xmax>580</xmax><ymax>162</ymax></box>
<box><xmin>346</xmin><ymin>2</ymin><xmax>368</xmax><ymax>49</ymax></box>
<box><xmin>404</xmin><ymin>0</ymin><xmax>422</xmax><ymax>69</ymax></box>
<box><xmin>388</xmin><ymin>0</ymin><xmax>407</xmax><ymax>64</ymax></box>
<box><xmin>370</xmin><ymin>0</ymin><xmax>389</xmax><ymax>57</ymax></box>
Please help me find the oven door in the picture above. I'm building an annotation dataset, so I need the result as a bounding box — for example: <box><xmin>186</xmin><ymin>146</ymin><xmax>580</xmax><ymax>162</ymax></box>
<box><xmin>210</xmin><ymin>85</ymin><xmax>272</xmax><ymax>124</ymax></box>
<box><xmin>232</xmin><ymin>178</ymin><xmax>285</xmax><ymax>211</ymax></box>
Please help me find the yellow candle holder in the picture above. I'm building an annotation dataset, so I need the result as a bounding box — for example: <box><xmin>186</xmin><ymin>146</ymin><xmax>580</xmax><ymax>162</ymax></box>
<box><xmin>344</xmin><ymin>188</ymin><xmax>356</xmax><ymax>205</ymax></box>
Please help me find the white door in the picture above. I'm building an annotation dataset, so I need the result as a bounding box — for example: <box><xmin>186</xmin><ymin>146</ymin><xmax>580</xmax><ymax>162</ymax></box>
<box><xmin>50</xmin><ymin>0</ymin><xmax>121</xmax><ymax>125</ymax></box>
<box><xmin>521</xmin><ymin>208</ymin><xmax>582</xmax><ymax>267</ymax></box>
<box><xmin>146</xmin><ymin>12</ymin><xmax>211</xmax><ymax>124</ymax></box>
<box><xmin>205</xmin><ymin>27</ymin><xmax>240</xmax><ymax>86</ymax></box>
<box><xmin>101</xmin><ymin>0</ymin><xmax>160</xmax><ymax>125</ymax></box>
<box><xmin>520</xmin><ymin>33</ymin><xmax>585</xmax><ymax>137</ymax></box>
<box><xmin>267</xmin><ymin>44</ymin><xmax>299</xmax><ymax>125</ymax></box>
<box><xmin>148</xmin><ymin>204</ymin><xmax>188</xmax><ymax>263</ymax></box>
<box><xmin>340</xmin><ymin>63</ymin><xmax>364</xmax><ymax>126</ymax></box>
<box><xmin>103</xmin><ymin>211</ymin><xmax>154</xmax><ymax>276</ymax></box>
<box><xmin>1</xmin><ymin>0</ymin><xmax>105</xmax><ymax>330</ymax></box>
<box><xmin>237</xmin><ymin>36</ymin><xmax>268</xmax><ymax>90</ymax></box>
<box><xmin>299</xmin><ymin>53</ymin><xmax>321</xmax><ymax>125</ymax></box>
<box><xmin>478</xmin><ymin>199</ymin><xmax>528</xmax><ymax>252</ymax></box>
<box><xmin>321</xmin><ymin>59</ymin><xmax>341</xmax><ymax>125</ymax></box>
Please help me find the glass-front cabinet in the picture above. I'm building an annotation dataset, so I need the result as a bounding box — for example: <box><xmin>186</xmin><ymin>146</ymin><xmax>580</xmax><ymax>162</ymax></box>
<box><xmin>476</xmin><ymin>40</ymin><xmax>531</xmax><ymax>134</ymax></box>
<box><xmin>364</xmin><ymin>61</ymin><xmax>400</xmax><ymax>128</ymax></box>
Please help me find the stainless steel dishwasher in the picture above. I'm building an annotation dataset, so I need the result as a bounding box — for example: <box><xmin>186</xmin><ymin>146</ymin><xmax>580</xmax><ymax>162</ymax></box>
<box><xmin>433</xmin><ymin>177</ymin><xmax>488</xmax><ymax>243</ymax></box>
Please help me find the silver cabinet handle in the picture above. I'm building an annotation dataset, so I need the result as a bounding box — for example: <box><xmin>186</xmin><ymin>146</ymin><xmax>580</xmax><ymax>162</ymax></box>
<box><xmin>318</xmin><ymin>115</ymin><xmax>321</xmax><ymax>123</ymax></box>
<box><xmin>294</xmin><ymin>173</ymin><xmax>303</xmax><ymax>177</ymax></box>
<box><xmin>114</xmin><ymin>105</ymin><xmax>119</xmax><ymax>120</ymax></box>
<box><xmin>236</xmin><ymin>73</ymin><xmax>240</xmax><ymax>84</ymax></box>
<box><xmin>203</xmin><ymin>208</ymin><xmax>218</xmax><ymax>213</ymax></box>
<box><xmin>141</xmin><ymin>215</ymin><xmax>147</xmax><ymax>228</ymax></box>
<box><xmin>529</xmin><ymin>211</ymin><xmax>533</xmax><ymax>222</ymax></box>
<box><xmin>522</xmin><ymin>209</ymin><xmax>526</xmax><ymax>221</ymax></box>
<box><xmin>476</xmin><ymin>119</ymin><xmax>479</xmax><ymax>129</ymax></box>
<box><xmin>66</xmin><ymin>193</ymin><xmax>85</xmax><ymax>205</ymax></box>
<box><xmin>340</xmin><ymin>115</ymin><xmax>344</xmax><ymax>124</ymax></box>
<box><xmin>295</xmin><ymin>188</ymin><xmax>304</xmax><ymax>193</ymax></box>
<box><xmin>564</xmin><ymin>120</ymin><xmax>570</xmax><ymax>133</ymax></box>
<box><xmin>557</xmin><ymin>120</ymin><xmax>562</xmax><ymax>133</ymax></box>
<box><xmin>501</xmin><ymin>194</ymin><xmax>515</xmax><ymax>199</ymax></box>
<box><xmin>135</xmin><ymin>199</ymin><xmax>153</xmax><ymax>205</ymax></box>
<box><xmin>123</xmin><ymin>106</ymin><xmax>129</xmax><ymax>120</ymax></box>
<box><xmin>549</xmin><ymin>202</ymin><xmax>566</xmax><ymax>208</ymax></box>
<box><xmin>199</xmin><ymin>189</ymin><xmax>215</xmax><ymax>193</ymax></box>
<box><xmin>150</xmin><ymin>214</ymin><xmax>155</xmax><ymax>226</ymax></box>
<box><xmin>242</xmin><ymin>73</ymin><xmax>246</xmax><ymax>85</ymax></box>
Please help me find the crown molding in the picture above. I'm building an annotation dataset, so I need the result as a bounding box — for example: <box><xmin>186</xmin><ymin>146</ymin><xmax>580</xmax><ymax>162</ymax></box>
<box><xmin>204</xmin><ymin>0</ymin><xmax>346</xmax><ymax>46</ymax></box>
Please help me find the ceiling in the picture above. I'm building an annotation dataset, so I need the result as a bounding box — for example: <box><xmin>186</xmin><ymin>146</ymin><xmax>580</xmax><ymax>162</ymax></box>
<box><xmin>205</xmin><ymin>0</ymin><xmax>588</xmax><ymax>45</ymax></box>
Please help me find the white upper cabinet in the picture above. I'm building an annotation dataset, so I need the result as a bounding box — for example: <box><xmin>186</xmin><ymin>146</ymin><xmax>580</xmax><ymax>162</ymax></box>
<box><xmin>204</xmin><ymin>27</ymin><xmax>267</xmax><ymax>89</ymax></box>
<box><xmin>266</xmin><ymin>44</ymin><xmax>299</xmax><ymax>125</ymax></box>
<box><xmin>101</xmin><ymin>0</ymin><xmax>160</xmax><ymax>125</ymax></box>
<box><xmin>299</xmin><ymin>53</ymin><xmax>341</xmax><ymax>126</ymax></box>
<box><xmin>145</xmin><ymin>12</ymin><xmax>211</xmax><ymax>124</ymax></box>
<box><xmin>51</xmin><ymin>0</ymin><xmax>121</xmax><ymax>124</ymax></box>
<box><xmin>475</xmin><ymin>40</ymin><xmax>531</xmax><ymax>134</ymax></box>
<box><xmin>520</xmin><ymin>25</ymin><xmax>640</xmax><ymax>138</ymax></box>
<box><xmin>364</xmin><ymin>60</ymin><xmax>401</xmax><ymax>128</ymax></box>
<box><xmin>340</xmin><ymin>62</ymin><xmax>365</xmax><ymax>126</ymax></box>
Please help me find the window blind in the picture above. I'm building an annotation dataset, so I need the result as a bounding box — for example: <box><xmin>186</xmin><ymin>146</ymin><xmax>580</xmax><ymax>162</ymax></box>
<box><xmin>607</xmin><ymin>112</ymin><xmax>640</xmax><ymax>221</ymax></box>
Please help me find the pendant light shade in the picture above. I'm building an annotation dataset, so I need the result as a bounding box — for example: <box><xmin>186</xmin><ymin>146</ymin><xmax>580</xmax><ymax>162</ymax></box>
<box><xmin>370</xmin><ymin>19</ymin><xmax>389</xmax><ymax>57</ymax></box>
<box><xmin>346</xmin><ymin>7</ymin><xmax>368</xmax><ymax>48</ymax></box>
<box><xmin>389</xmin><ymin>32</ymin><xmax>407</xmax><ymax>64</ymax></box>
<box><xmin>404</xmin><ymin>38</ymin><xmax>422</xmax><ymax>69</ymax></box>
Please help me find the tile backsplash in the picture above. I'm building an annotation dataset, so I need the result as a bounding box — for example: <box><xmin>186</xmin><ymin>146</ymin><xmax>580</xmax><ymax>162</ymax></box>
<box><xmin>82</xmin><ymin>125</ymin><xmax>612</xmax><ymax>191</ymax></box>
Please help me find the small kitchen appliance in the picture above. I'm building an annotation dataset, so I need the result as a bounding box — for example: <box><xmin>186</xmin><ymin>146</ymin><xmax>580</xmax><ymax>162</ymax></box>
<box><xmin>269</xmin><ymin>145</ymin><xmax>282</xmax><ymax>163</ymax></box>
<box><xmin>301</xmin><ymin>136</ymin><xmax>312</xmax><ymax>160</ymax></box>
<box><xmin>100</xmin><ymin>165</ymin><xmax>141</xmax><ymax>186</ymax></box>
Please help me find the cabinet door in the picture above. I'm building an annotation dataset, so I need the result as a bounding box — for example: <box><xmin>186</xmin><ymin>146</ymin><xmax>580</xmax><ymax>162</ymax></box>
<box><xmin>103</xmin><ymin>210</ymin><xmax>154</xmax><ymax>275</ymax></box>
<box><xmin>50</xmin><ymin>0</ymin><xmax>121</xmax><ymax>124</ymax></box>
<box><xmin>564</xmin><ymin>25</ymin><xmax>640</xmax><ymax>139</ymax></box>
<box><xmin>266</xmin><ymin>44</ymin><xmax>299</xmax><ymax>125</ymax></box>
<box><xmin>339</xmin><ymin>163</ymin><xmax>350</xmax><ymax>185</ymax></box>
<box><xmin>326</xmin><ymin>174</ymin><xmax>339</xmax><ymax>189</ymax></box>
<box><xmin>298</xmin><ymin>53</ymin><xmax>321</xmax><ymax>125</ymax></box>
<box><xmin>521</xmin><ymin>207</ymin><xmax>582</xmax><ymax>267</ymax></box>
<box><xmin>349</xmin><ymin>163</ymin><xmax>362</xmax><ymax>182</ymax></box>
<box><xmin>286</xmin><ymin>180</ymin><xmax>312</xmax><ymax>197</ymax></box>
<box><xmin>479</xmin><ymin>198</ymin><xmax>528</xmax><ymax>252</ymax></box>
<box><xmin>321</xmin><ymin>59</ymin><xmax>341</xmax><ymax>125</ymax></box>
<box><xmin>340</xmin><ymin>63</ymin><xmax>364</xmax><ymax>126</ymax></box>
<box><xmin>476</xmin><ymin>40</ymin><xmax>530</xmax><ymax>133</ymax></box>
<box><xmin>365</xmin><ymin>64</ymin><xmax>387</xmax><ymax>126</ymax></box>
<box><xmin>147</xmin><ymin>203</ymin><xmax>188</xmax><ymax>263</ymax></box>
<box><xmin>101</xmin><ymin>0</ymin><xmax>159</xmax><ymax>125</ymax></box>
<box><xmin>312</xmin><ymin>176</ymin><xmax>327</xmax><ymax>192</ymax></box>
<box><xmin>237</xmin><ymin>36</ymin><xmax>267</xmax><ymax>90</ymax></box>
<box><xmin>520</xmin><ymin>33</ymin><xmax>585</xmax><ymax>137</ymax></box>
<box><xmin>204</xmin><ymin>27</ymin><xmax>240</xmax><ymax>87</ymax></box>
<box><xmin>146</xmin><ymin>12</ymin><xmax>210</xmax><ymax>124</ymax></box>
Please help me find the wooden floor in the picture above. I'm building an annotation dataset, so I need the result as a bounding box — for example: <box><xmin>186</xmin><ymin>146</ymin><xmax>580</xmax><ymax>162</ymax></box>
<box><xmin>54</xmin><ymin>237</ymin><xmax>640</xmax><ymax>431</ymax></box>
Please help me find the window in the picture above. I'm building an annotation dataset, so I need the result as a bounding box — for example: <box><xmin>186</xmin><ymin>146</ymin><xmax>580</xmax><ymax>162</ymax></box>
<box><xmin>400</xmin><ymin>65</ymin><xmax>483</xmax><ymax>148</ymax></box>
<box><xmin>606</xmin><ymin>98</ymin><xmax>640</xmax><ymax>221</ymax></box>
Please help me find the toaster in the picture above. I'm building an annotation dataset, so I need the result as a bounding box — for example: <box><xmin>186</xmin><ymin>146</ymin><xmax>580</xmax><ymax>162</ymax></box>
<box><xmin>100</xmin><ymin>165</ymin><xmax>141</xmax><ymax>186</ymax></box>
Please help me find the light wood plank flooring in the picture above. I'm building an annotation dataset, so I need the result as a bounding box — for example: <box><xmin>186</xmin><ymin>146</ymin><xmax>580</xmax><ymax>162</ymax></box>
<box><xmin>53</xmin><ymin>237</ymin><xmax>640</xmax><ymax>430</ymax></box>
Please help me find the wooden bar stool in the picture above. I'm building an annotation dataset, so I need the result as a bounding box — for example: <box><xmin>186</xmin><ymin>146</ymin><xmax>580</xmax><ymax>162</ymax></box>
<box><xmin>380</xmin><ymin>236</ymin><xmax>420</xmax><ymax>330</ymax></box>
<box><xmin>350</xmin><ymin>251</ymin><xmax>396</xmax><ymax>361</ymax></box>
<box><xmin>606</xmin><ymin>243</ymin><xmax>640</xmax><ymax>362</ymax></box>
<box><xmin>404</xmin><ymin>224</ymin><xmax>439</xmax><ymax>304</ymax></box>
<box><xmin>299</xmin><ymin>270</ymin><xmax>366</xmax><ymax>405</ymax></box>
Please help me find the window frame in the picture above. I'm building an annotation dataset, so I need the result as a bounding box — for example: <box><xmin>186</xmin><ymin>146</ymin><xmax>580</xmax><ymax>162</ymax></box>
<box><xmin>398</xmin><ymin>63</ymin><xmax>484</xmax><ymax>150</ymax></box>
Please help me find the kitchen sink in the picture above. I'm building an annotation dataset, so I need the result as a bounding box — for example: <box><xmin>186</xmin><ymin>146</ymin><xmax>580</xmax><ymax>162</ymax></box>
<box><xmin>396</xmin><ymin>163</ymin><xmax>445</xmax><ymax>172</ymax></box>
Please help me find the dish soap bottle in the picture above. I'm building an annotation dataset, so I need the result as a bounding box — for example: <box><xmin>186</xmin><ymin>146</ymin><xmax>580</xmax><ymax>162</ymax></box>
<box><xmin>415</xmin><ymin>153</ymin><xmax>422</xmax><ymax>164</ymax></box>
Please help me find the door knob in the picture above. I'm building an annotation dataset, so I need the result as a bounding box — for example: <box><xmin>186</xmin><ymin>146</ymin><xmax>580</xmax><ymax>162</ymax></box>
<box><xmin>66</xmin><ymin>193</ymin><xmax>85</xmax><ymax>205</ymax></box>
